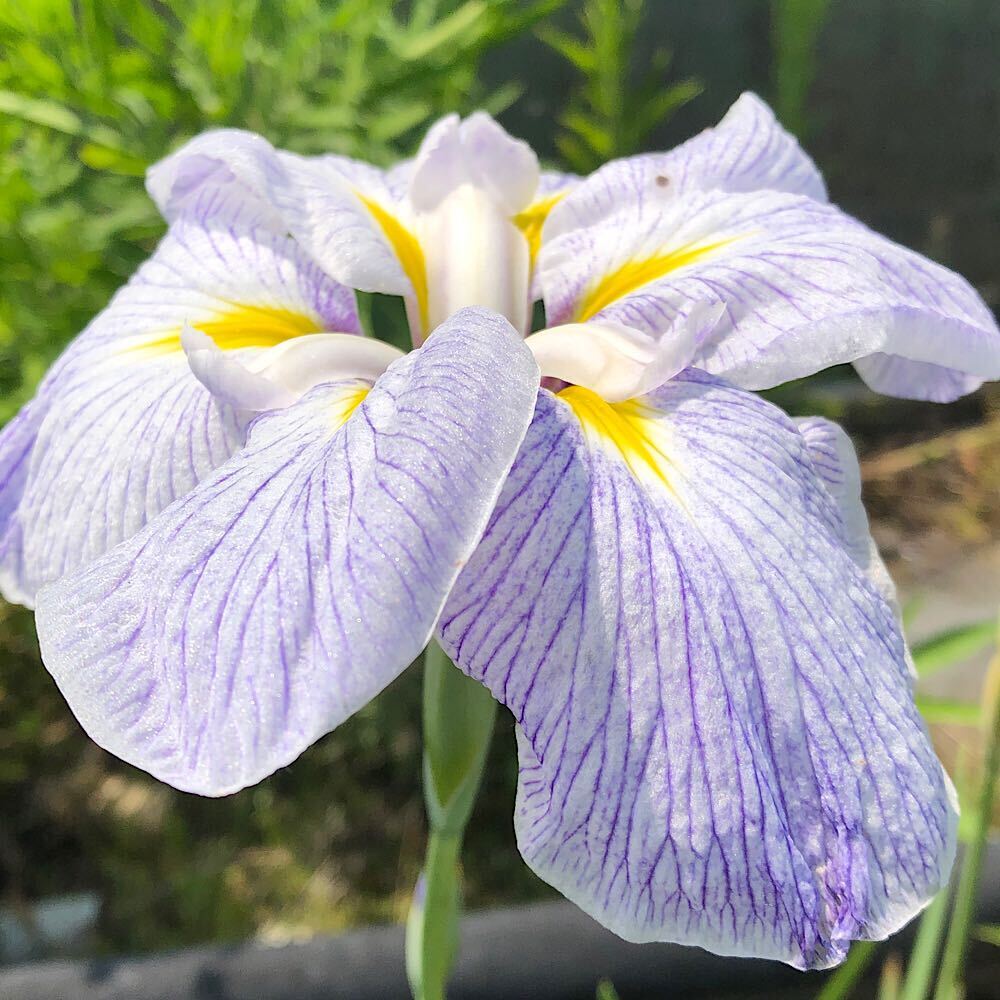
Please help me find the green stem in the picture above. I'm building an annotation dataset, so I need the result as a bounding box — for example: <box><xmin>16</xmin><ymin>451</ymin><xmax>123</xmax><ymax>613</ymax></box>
<box><xmin>406</xmin><ymin>641</ymin><xmax>497</xmax><ymax>1000</ymax></box>
<box><xmin>899</xmin><ymin>890</ymin><xmax>950</xmax><ymax>1000</ymax></box>
<box><xmin>933</xmin><ymin>650</ymin><xmax>1000</xmax><ymax>1000</ymax></box>
<box><xmin>816</xmin><ymin>941</ymin><xmax>879</xmax><ymax>1000</ymax></box>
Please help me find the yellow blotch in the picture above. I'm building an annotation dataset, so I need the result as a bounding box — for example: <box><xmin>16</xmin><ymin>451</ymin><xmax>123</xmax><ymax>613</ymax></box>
<box><xmin>331</xmin><ymin>384</ymin><xmax>370</xmax><ymax>430</ymax></box>
<box><xmin>128</xmin><ymin>303</ymin><xmax>323</xmax><ymax>357</ymax></box>
<box><xmin>357</xmin><ymin>193</ymin><xmax>429</xmax><ymax>331</ymax></box>
<box><xmin>513</xmin><ymin>192</ymin><xmax>566</xmax><ymax>264</ymax></box>
<box><xmin>575</xmin><ymin>237</ymin><xmax>737</xmax><ymax>322</ymax></box>
<box><xmin>558</xmin><ymin>385</ymin><xmax>679</xmax><ymax>495</ymax></box>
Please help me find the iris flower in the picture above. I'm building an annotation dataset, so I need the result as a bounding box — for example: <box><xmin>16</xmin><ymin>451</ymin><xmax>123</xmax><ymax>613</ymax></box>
<box><xmin>3</xmin><ymin>94</ymin><xmax>999</xmax><ymax>970</ymax></box>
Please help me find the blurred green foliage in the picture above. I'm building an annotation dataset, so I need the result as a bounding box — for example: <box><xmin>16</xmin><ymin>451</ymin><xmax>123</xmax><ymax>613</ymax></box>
<box><xmin>770</xmin><ymin>0</ymin><xmax>832</xmax><ymax>138</ymax></box>
<box><xmin>0</xmin><ymin>0</ymin><xmax>560</xmax><ymax>419</ymax></box>
<box><xmin>540</xmin><ymin>0</ymin><xmax>700</xmax><ymax>173</ymax></box>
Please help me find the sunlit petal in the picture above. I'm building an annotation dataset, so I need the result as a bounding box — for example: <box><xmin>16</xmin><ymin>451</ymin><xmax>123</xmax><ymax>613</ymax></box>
<box><xmin>35</xmin><ymin>309</ymin><xmax>539</xmax><ymax>795</ymax></box>
<box><xmin>0</xmin><ymin>217</ymin><xmax>356</xmax><ymax>605</ymax></box>
<box><xmin>540</xmin><ymin>186</ymin><xmax>1000</xmax><ymax>400</ymax></box>
<box><xmin>148</xmin><ymin>128</ymin><xmax>430</xmax><ymax>330</ymax></box>
<box><xmin>544</xmin><ymin>92</ymin><xmax>826</xmax><ymax>245</ymax></box>
<box><xmin>439</xmin><ymin>373</ymin><xmax>955</xmax><ymax>969</ymax></box>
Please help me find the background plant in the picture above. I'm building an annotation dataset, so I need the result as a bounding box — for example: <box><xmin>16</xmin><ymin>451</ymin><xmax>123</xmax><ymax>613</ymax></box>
<box><xmin>1</xmin><ymin>1</ymin><xmax>998</xmax><ymax>990</ymax></box>
<box><xmin>540</xmin><ymin>0</ymin><xmax>700</xmax><ymax>172</ymax></box>
<box><xmin>0</xmin><ymin>0</ymin><xmax>560</xmax><ymax>419</ymax></box>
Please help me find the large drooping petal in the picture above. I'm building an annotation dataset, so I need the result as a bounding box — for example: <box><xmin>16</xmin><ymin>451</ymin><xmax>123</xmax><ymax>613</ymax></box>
<box><xmin>543</xmin><ymin>92</ymin><xmax>825</xmax><ymax>246</ymax></box>
<box><xmin>148</xmin><ymin>128</ymin><xmax>431</xmax><ymax>331</ymax></box>
<box><xmin>795</xmin><ymin>416</ymin><xmax>900</xmax><ymax>609</ymax></box>
<box><xmin>35</xmin><ymin>309</ymin><xmax>539</xmax><ymax>796</ymax></box>
<box><xmin>438</xmin><ymin>372</ymin><xmax>956</xmax><ymax>970</ymax></box>
<box><xmin>539</xmin><ymin>186</ymin><xmax>1000</xmax><ymax>400</ymax></box>
<box><xmin>0</xmin><ymin>217</ymin><xmax>357</xmax><ymax>606</ymax></box>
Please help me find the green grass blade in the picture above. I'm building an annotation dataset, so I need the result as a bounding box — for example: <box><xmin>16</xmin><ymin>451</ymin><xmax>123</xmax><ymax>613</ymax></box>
<box><xmin>933</xmin><ymin>653</ymin><xmax>1000</xmax><ymax>999</ymax></box>
<box><xmin>914</xmin><ymin>696</ymin><xmax>982</xmax><ymax>727</ymax></box>
<box><xmin>912</xmin><ymin>621</ymin><xmax>997</xmax><ymax>677</ymax></box>
<box><xmin>817</xmin><ymin>940</ymin><xmax>879</xmax><ymax>1000</ymax></box>
<box><xmin>900</xmin><ymin>890</ymin><xmax>950</xmax><ymax>1000</ymax></box>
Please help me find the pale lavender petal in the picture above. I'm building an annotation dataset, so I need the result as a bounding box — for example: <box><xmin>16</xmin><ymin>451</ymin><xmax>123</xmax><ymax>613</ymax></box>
<box><xmin>148</xmin><ymin>128</ymin><xmax>425</xmax><ymax>307</ymax></box>
<box><xmin>537</xmin><ymin>171</ymin><xmax>579</xmax><ymax>199</ymax></box>
<box><xmin>439</xmin><ymin>372</ymin><xmax>956</xmax><ymax>970</ymax></box>
<box><xmin>35</xmin><ymin>309</ymin><xmax>538</xmax><ymax>796</ymax></box>
<box><xmin>795</xmin><ymin>415</ymin><xmax>903</xmax><ymax>633</ymax></box>
<box><xmin>539</xmin><ymin>187</ymin><xmax>1000</xmax><ymax>400</ymax></box>
<box><xmin>544</xmin><ymin>92</ymin><xmax>825</xmax><ymax>244</ymax></box>
<box><xmin>853</xmin><ymin>353</ymin><xmax>983</xmax><ymax>403</ymax></box>
<box><xmin>0</xmin><ymin>217</ymin><xmax>356</xmax><ymax>605</ymax></box>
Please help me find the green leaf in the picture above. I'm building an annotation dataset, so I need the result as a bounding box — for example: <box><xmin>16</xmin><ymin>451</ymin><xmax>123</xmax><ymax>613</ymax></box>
<box><xmin>78</xmin><ymin>142</ymin><xmax>147</xmax><ymax>176</ymax></box>
<box><xmin>0</xmin><ymin>89</ymin><xmax>127</xmax><ymax>150</ymax></box>
<box><xmin>389</xmin><ymin>2</ymin><xmax>487</xmax><ymax>62</ymax></box>
<box><xmin>974</xmin><ymin>924</ymin><xmax>1000</xmax><ymax>947</ymax></box>
<box><xmin>912</xmin><ymin>620</ymin><xmax>997</xmax><ymax>677</ymax></box>
<box><xmin>816</xmin><ymin>941</ymin><xmax>878</xmax><ymax>1000</ymax></box>
<box><xmin>539</xmin><ymin>26</ymin><xmax>597</xmax><ymax>71</ymax></box>
<box><xmin>915</xmin><ymin>695</ymin><xmax>983</xmax><ymax>727</ymax></box>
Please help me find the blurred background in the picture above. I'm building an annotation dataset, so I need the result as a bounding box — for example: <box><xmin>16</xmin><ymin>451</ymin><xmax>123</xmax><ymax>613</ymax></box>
<box><xmin>0</xmin><ymin>0</ymin><xmax>997</xmax><ymax>983</ymax></box>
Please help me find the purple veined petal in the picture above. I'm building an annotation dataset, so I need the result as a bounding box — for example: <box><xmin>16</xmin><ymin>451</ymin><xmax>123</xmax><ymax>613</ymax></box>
<box><xmin>438</xmin><ymin>372</ymin><xmax>956</xmax><ymax>970</ymax></box>
<box><xmin>0</xmin><ymin>215</ymin><xmax>357</xmax><ymax>607</ymax></box>
<box><xmin>539</xmin><ymin>186</ymin><xmax>1000</xmax><ymax>401</ymax></box>
<box><xmin>543</xmin><ymin>92</ymin><xmax>826</xmax><ymax>246</ymax></box>
<box><xmin>148</xmin><ymin>128</ymin><xmax>431</xmax><ymax>331</ymax></box>
<box><xmin>852</xmin><ymin>353</ymin><xmax>985</xmax><ymax>403</ymax></box>
<box><xmin>795</xmin><ymin>416</ymin><xmax>907</xmax><ymax>661</ymax></box>
<box><xmin>35</xmin><ymin>308</ymin><xmax>539</xmax><ymax>796</ymax></box>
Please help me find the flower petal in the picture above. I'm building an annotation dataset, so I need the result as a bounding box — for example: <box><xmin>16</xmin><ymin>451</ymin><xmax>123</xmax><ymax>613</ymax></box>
<box><xmin>148</xmin><ymin>128</ymin><xmax>430</xmax><ymax>331</ymax></box>
<box><xmin>439</xmin><ymin>372</ymin><xmax>956</xmax><ymax>969</ymax></box>
<box><xmin>795</xmin><ymin>415</ymin><xmax>904</xmax><ymax>634</ymax></box>
<box><xmin>526</xmin><ymin>301</ymin><xmax>723</xmax><ymax>402</ymax></box>
<box><xmin>183</xmin><ymin>327</ymin><xmax>404</xmax><ymax>412</ymax></box>
<box><xmin>539</xmin><ymin>187</ymin><xmax>1000</xmax><ymax>400</ymax></box>
<box><xmin>543</xmin><ymin>92</ymin><xmax>825</xmax><ymax>246</ymax></box>
<box><xmin>35</xmin><ymin>308</ymin><xmax>539</xmax><ymax>795</ymax></box>
<box><xmin>0</xmin><ymin>217</ymin><xmax>356</xmax><ymax>605</ymax></box>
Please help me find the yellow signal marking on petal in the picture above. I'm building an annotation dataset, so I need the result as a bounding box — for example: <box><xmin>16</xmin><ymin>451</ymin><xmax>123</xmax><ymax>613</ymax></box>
<box><xmin>331</xmin><ymin>384</ymin><xmax>370</xmax><ymax>431</ymax></box>
<box><xmin>513</xmin><ymin>192</ymin><xmax>566</xmax><ymax>264</ymax></box>
<box><xmin>127</xmin><ymin>304</ymin><xmax>324</xmax><ymax>357</ymax></box>
<box><xmin>575</xmin><ymin>237</ymin><xmax>738</xmax><ymax>322</ymax></box>
<box><xmin>356</xmin><ymin>192</ymin><xmax>429</xmax><ymax>331</ymax></box>
<box><xmin>558</xmin><ymin>385</ymin><xmax>680</xmax><ymax>495</ymax></box>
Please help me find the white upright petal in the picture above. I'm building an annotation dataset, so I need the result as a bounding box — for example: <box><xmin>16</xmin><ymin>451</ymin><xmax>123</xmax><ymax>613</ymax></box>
<box><xmin>408</xmin><ymin>111</ymin><xmax>540</xmax><ymax>214</ymax></box>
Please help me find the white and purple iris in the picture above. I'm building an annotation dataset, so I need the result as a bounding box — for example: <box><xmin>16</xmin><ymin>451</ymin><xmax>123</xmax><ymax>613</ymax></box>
<box><xmin>2</xmin><ymin>94</ymin><xmax>998</xmax><ymax>970</ymax></box>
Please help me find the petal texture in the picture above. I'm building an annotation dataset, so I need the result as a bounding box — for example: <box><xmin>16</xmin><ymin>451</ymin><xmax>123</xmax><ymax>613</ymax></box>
<box><xmin>439</xmin><ymin>372</ymin><xmax>956</xmax><ymax>969</ymax></box>
<box><xmin>36</xmin><ymin>309</ymin><xmax>538</xmax><ymax>795</ymax></box>
<box><xmin>149</xmin><ymin>128</ymin><xmax>429</xmax><ymax>325</ymax></box>
<box><xmin>0</xmin><ymin>217</ymin><xmax>356</xmax><ymax>605</ymax></box>
<box><xmin>539</xmin><ymin>187</ymin><xmax>1000</xmax><ymax>400</ymax></box>
<box><xmin>543</xmin><ymin>92</ymin><xmax>825</xmax><ymax>245</ymax></box>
